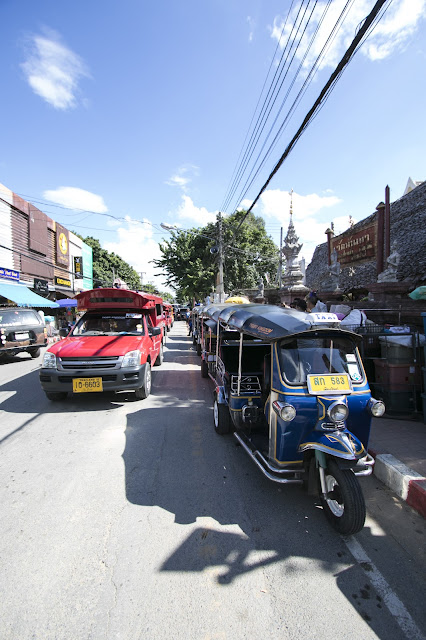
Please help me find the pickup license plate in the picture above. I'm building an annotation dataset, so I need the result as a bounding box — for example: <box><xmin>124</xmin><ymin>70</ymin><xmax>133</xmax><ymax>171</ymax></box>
<box><xmin>307</xmin><ymin>373</ymin><xmax>351</xmax><ymax>395</ymax></box>
<box><xmin>72</xmin><ymin>377</ymin><xmax>103</xmax><ymax>393</ymax></box>
<box><xmin>15</xmin><ymin>332</ymin><xmax>29</xmax><ymax>340</ymax></box>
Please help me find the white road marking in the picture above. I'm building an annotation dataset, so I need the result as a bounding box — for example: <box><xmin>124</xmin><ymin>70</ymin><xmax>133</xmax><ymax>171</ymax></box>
<box><xmin>345</xmin><ymin>536</ymin><xmax>426</xmax><ymax>640</ymax></box>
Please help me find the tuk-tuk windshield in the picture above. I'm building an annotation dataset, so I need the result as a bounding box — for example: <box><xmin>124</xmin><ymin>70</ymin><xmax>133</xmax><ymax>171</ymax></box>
<box><xmin>279</xmin><ymin>336</ymin><xmax>363</xmax><ymax>385</ymax></box>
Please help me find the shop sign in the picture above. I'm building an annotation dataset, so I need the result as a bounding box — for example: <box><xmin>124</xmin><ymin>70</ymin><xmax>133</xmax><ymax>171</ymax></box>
<box><xmin>74</xmin><ymin>256</ymin><xmax>83</xmax><ymax>278</ymax></box>
<box><xmin>56</xmin><ymin>223</ymin><xmax>69</xmax><ymax>267</ymax></box>
<box><xmin>33</xmin><ymin>278</ymin><xmax>49</xmax><ymax>296</ymax></box>
<box><xmin>55</xmin><ymin>276</ymin><xmax>72</xmax><ymax>288</ymax></box>
<box><xmin>0</xmin><ymin>267</ymin><xmax>20</xmax><ymax>281</ymax></box>
<box><xmin>332</xmin><ymin>224</ymin><xmax>376</xmax><ymax>265</ymax></box>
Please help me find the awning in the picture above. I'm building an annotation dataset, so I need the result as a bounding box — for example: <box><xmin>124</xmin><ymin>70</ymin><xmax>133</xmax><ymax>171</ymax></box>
<box><xmin>57</xmin><ymin>298</ymin><xmax>77</xmax><ymax>307</ymax></box>
<box><xmin>0</xmin><ymin>281</ymin><xmax>59</xmax><ymax>308</ymax></box>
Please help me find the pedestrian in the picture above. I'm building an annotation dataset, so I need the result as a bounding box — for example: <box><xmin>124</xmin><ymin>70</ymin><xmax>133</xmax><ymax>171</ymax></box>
<box><xmin>290</xmin><ymin>298</ymin><xmax>307</xmax><ymax>312</ymax></box>
<box><xmin>306</xmin><ymin>291</ymin><xmax>327</xmax><ymax>312</ymax></box>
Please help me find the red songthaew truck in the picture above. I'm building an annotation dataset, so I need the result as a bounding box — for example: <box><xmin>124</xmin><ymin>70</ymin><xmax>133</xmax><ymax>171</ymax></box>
<box><xmin>39</xmin><ymin>288</ymin><xmax>165</xmax><ymax>401</ymax></box>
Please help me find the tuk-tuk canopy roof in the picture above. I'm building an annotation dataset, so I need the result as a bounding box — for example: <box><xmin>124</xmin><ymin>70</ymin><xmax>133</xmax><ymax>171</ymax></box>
<box><xmin>207</xmin><ymin>303</ymin><xmax>361</xmax><ymax>342</ymax></box>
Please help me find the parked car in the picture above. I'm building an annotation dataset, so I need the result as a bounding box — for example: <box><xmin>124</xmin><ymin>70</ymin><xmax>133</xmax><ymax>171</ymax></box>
<box><xmin>0</xmin><ymin>307</ymin><xmax>47</xmax><ymax>359</ymax></box>
<box><xmin>39</xmin><ymin>288</ymin><xmax>164</xmax><ymax>401</ymax></box>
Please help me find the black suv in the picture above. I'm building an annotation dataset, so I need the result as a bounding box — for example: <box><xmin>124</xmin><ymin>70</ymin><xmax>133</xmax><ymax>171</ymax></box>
<box><xmin>0</xmin><ymin>308</ymin><xmax>47</xmax><ymax>358</ymax></box>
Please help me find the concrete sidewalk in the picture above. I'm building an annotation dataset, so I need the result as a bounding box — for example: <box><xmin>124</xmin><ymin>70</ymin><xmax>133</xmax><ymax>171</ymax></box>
<box><xmin>368</xmin><ymin>416</ymin><xmax>426</xmax><ymax>519</ymax></box>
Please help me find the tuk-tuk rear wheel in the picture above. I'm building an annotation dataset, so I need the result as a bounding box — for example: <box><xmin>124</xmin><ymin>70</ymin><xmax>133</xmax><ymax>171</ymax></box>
<box><xmin>319</xmin><ymin>460</ymin><xmax>366</xmax><ymax>535</ymax></box>
<box><xmin>213</xmin><ymin>397</ymin><xmax>231</xmax><ymax>435</ymax></box>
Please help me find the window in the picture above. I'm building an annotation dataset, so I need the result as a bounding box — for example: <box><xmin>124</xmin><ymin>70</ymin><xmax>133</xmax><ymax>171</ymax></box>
<box><xmin>72</xmin><ymin>312</ymin><xmax>145</xmax><ymax>336</ymax></box>
<box><xmin>0</xmin><ymin>309</ymin><xmax>41</xmax><ymax>326</ymax></box>
<box><xmin>280</xmin><ymin>337</ymin><xmax>362</xmax><ymax>385</ymax></box>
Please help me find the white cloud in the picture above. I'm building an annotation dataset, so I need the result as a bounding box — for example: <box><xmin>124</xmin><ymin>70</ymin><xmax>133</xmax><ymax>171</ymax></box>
<box><xmin>173</xmin><ymin>194</ymin><xmax>217</xmax><ymax>225</ymax></box>
<box><xmin>258</xmin><ymin>189</ymin><xmax>341</xmax><ymax>222</ymax></box>
<box><xmin>43</xmin><ymin>186</ymin><xmax>108</xmax><ymax>213</ymax></box>
<box><xmin>247</xmin><ymin>16</ymin><xmax>256</xmax><ymax>42</ymax></box>
<box><xmin>244</xmin><ymin>188</ymin><xmax>344</xmax><ymax>263</ymax></box>
<box><xmin>21</xmin><ymin>29</ymin><xmax>89</xmax><ymax>110</ymax></box>
<box><xmin>166</xmin><ymin>165</ymin><xmax>199</xmax><ymax>192</ymax></box>
<box><xmin>270</xmin><ymin>0</ymin><xmax>426</xmax><ymax>71</ymax></box>
<box><xmin>103</xmin><ymin>218</ymin><xmax>164</xmax><ymax>290</ymax></box>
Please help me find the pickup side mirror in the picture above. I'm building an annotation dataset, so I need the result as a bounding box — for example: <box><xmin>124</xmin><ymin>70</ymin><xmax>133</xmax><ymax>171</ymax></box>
<box><xmin>59</xmin><ymin>328</ymin><xmax>69</xmax><ymax>338</ymax></box>
<box><xmin>149</xmin><ymin>326</ymin><xmax>162</xmax><ymax>336</ymax></box>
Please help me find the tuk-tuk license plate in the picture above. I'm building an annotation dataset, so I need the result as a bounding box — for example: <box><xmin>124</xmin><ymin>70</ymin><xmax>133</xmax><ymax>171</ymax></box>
<box><xmin>72</xmin><ymin>377</ymin><xmax>103</xmax><ymax>393</ymax></box>
<box><xmin>307</xmin><ymin>373</ymin><xmax>351</xmax><ymax>395</ymax></box>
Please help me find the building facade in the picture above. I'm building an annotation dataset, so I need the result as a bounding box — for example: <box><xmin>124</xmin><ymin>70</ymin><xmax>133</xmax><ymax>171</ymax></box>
<box><xmin>0</xmin><ymin>183</ymin><xmax>93</xmax><ymax>302</ymax></box>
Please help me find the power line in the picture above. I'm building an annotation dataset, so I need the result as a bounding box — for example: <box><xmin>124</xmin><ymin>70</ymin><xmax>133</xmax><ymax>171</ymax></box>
<box><xmin>222</xmin><ymin>0</ymin><xmax>317</xmax><ymax>213</ymax></box>
<box><xmin>233</xmin><ymin>0</ymin><xmax>390</xmax><ymax>236</ymax></box>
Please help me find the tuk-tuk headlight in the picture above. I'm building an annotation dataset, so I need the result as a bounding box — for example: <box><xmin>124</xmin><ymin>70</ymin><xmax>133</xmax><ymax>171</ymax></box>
<box><xmin>368</xmin><ymin>398</ymin><xmax>385</xmax><ymax>417</ymax></box>
<box><xmin>272</xmin><ymin>401</ymin><xmax>296</xmax><ymax>422</ymax></box>
<box><xmin>121</xmin><ymin>350</ymin><xmax>142</xmax><ymax>368</ymax></box>
<box><xmin>42</xmin><ymin>351</ymin><xmax>57</xmax><ymax>369</ymax></box>
<box><xmin>327</xmin><ymin>401</ymin><xmax>349</xmax><ymax>423</ymax></box>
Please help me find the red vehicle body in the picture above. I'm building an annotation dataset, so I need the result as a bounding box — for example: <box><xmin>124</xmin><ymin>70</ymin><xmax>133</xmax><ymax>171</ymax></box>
<box><xmin>39</xmin><ymin>288</ymin><xmax>165</xmax><ymax>401</ymax></box>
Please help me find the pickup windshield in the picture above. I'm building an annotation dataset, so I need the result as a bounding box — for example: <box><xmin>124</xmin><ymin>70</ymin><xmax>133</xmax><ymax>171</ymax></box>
<box><xmin>71</xmin><ymin>312</ymin><xmax>146</xmax><ymax>336</ymax></box>
<box><xmin>279</xmin><ymin>337</ymin><xmax>363</xmax><ymax>385</ymax></box>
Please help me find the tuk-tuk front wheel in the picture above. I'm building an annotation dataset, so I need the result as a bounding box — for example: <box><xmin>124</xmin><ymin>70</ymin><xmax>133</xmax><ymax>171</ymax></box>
<box><xmin>213</xmin><ymin>396</ymin><xmax>231</xmax><ymax>435</ymax></box>
<box><xmin>319</xmin><ymin>459</ymin><xmax>366</xmax><ymax>535</ymax></box>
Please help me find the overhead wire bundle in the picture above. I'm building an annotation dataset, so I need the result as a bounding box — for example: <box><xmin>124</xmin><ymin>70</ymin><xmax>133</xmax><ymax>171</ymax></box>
<box><xmin>219</xmin><ymin>0</ymin><xmax>392</xmax><ymax>235</ymax></box>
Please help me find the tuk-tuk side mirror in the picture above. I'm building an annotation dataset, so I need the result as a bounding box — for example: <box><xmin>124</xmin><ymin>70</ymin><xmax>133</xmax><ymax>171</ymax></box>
<box><xmin>272</xmin><ymin>400</ymin><xmax>296</xmax><ymax>422</ymax></box>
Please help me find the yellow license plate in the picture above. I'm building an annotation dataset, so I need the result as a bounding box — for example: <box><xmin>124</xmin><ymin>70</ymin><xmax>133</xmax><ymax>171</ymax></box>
<box><xmin>307</xmin><ymin>373</ymin><xmax>351</xmax><ymax>395</ymax></box>
<box><xmin>72</xmin><ymin>377</ymin><xmax>103</xmax><ymax>393</ymax></box>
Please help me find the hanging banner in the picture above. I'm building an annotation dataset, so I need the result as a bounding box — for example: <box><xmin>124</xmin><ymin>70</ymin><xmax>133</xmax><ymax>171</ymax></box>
<box><xmin>56</xmin><ymin>223</ymin><xmax>70</xmax><ymax>267</ymax></box>
<box><xmin>74</xmin><ymin>256</ymin><xmax>83</xmax><ymax>278</ymax></box>
<box><xmin>332</xmin><ymin>224</ymin><xmax>376</xmax><ymax>265</ymax></box>
<box><xmin>0</xmin><ymin>267</ymin><xmax>20</xmax><ymax>281</ymax></box>
<box><xmin>33</xmin><ymin>278</ymin><xmax>49</xmax><ymax>296</ymax></box>
<box><xmin>55</xmin><ymin>276</ymin><xmax>72</xmax><ymax>288</ymax></box>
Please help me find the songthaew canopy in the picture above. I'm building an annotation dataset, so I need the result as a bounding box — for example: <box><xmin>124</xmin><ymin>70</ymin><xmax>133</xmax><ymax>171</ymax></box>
<box><xmin>0</xmin><ymin>281</ymin><xmax>59</xmax><ymax>308</ymax></box>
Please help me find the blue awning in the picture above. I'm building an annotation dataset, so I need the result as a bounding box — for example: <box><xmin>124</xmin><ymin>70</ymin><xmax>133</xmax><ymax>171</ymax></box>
<box><xmin>0</xmin><ymin>281</ymin><xmax>59</xmax><ymax>308</ymax></box>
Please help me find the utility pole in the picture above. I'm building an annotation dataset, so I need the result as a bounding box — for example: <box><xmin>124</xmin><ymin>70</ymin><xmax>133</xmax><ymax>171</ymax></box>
<box><xmin>216</xmin><ymin>212</ymin><xmax>225</xmax><ymax>303</ymax></box>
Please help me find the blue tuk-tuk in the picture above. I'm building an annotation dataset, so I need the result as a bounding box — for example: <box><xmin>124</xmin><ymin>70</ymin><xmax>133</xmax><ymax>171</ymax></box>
<box><xmin>207</xmin><ymin>303</ymin><xmax>385</xmax><ymax>535</ymax></box>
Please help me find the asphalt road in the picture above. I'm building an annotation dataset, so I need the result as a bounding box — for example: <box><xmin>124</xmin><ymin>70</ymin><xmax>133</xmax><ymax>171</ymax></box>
<box><xmin>0</xmin><ymin>323</ymin><xmax>425</xmax><ymax>640</ymax></box>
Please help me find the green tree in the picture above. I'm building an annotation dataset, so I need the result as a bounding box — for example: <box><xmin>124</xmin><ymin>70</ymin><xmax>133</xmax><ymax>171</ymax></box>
<box><xmin>153</xmin><ymin>211</ymin><xmax>279</xmax><ymax>301</ymax></box>
<box><xmin>81</xmin><ymin>237</ymin><xmax>141</xmax><ymax>290</ymax></box>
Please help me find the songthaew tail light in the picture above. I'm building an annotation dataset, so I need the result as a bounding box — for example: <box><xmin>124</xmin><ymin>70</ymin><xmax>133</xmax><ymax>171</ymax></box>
<box><xmin>368</xmin><ymin>398</ymin><xmax>386</xmax><ymax>417</ymax></box>
<box><xmin>327</xmin><ymin>401</ymin><xmax>349</xmax><ymax>423</ymax></box>
<box><xmin>42</xmin><ymin>351</ymin><xmax>57</xmax><ymax>369</ymax></box>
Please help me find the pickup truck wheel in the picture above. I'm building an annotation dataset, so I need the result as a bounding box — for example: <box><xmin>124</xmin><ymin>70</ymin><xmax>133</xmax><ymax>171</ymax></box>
<box><xmin>201</xmin><ymin>359</ymin><xmax>208</xmax><ymax>378</ymax></box>
<box><xmin>28</xmin><ymin>347</ymin><xmax>41</xmax><ymax>358</ymax></box>
<box><xmin>135</xmin><ymin>364</ymin><xmax>151</xmax><ymax>400</ymax></box>
<box><xmin>213</xmin><ymin>396</ymin><xmax>231</xmax><ymax>435</ymax></box>
<box><xmin>45</xmin><ymin>391</ymin><xmax>67</xmax><ymax>401</ymax></box>
<box><xmin>154</xmin><ymin>344</ymin><xmax>164</xmax><ymax>367</ymax></box>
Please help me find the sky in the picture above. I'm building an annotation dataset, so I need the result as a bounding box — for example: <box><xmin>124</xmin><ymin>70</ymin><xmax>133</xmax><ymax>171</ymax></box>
<box><xmin>1</xmin><ymin>0</ymin><xmax>425</xmax><ymax>293</ymax></box>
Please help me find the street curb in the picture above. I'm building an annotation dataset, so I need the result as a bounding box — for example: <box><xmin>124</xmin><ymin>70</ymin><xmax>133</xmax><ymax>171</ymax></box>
<box><xmin>368</xmin><ymin>448</ymin><xmax>426</xmax><ymax>519</ymax></box>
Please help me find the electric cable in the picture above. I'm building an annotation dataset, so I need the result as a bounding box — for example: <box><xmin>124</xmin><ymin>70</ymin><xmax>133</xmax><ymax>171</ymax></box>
<box><xmin>232</xmin><ymin>0</ymin><xmax>390</xmax><ymax>237</ymax></box>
